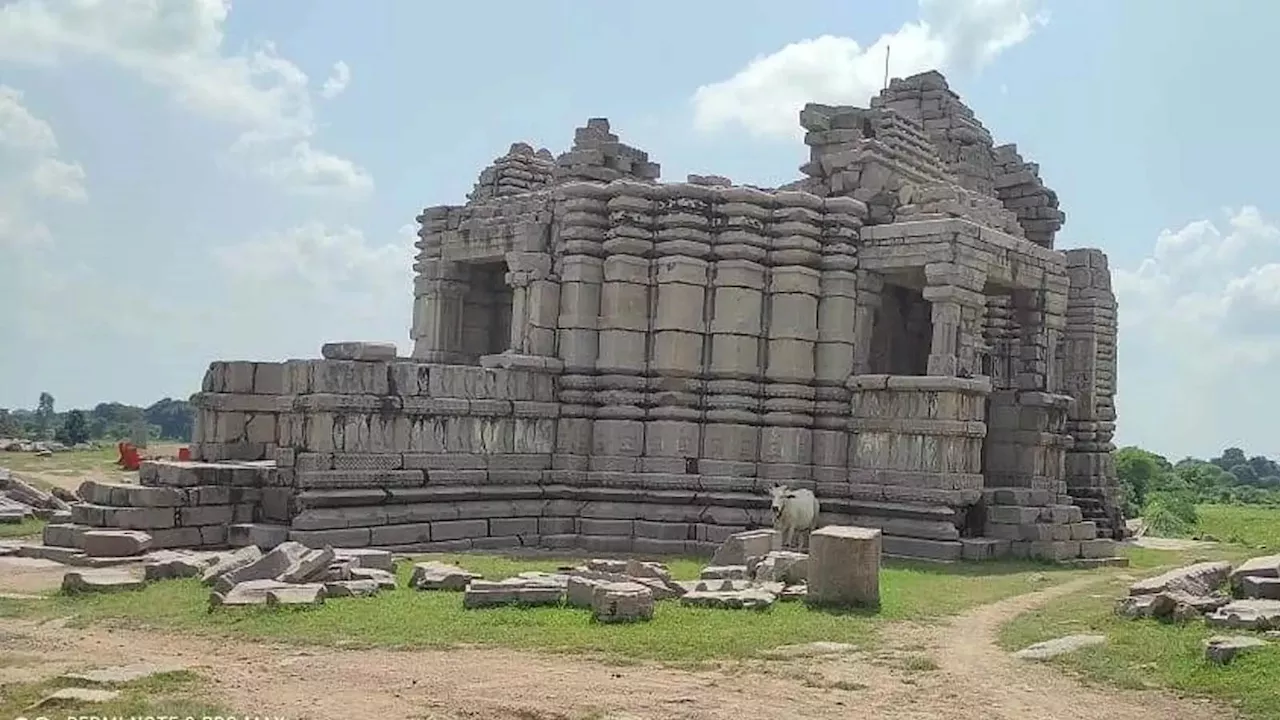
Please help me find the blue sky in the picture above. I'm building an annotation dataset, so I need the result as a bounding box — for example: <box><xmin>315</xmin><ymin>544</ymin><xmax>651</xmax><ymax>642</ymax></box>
<box><xmin>1</xmin><ymin>0</ymin><xmax>1277</xmax><ymax>461</ymax></box>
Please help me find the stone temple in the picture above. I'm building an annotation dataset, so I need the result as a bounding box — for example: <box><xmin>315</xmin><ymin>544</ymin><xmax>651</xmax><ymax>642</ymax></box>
<box><xmin>49</xmin><ymin>71</ymin><xmax>1123</xmax><ymax>563</ymax></box>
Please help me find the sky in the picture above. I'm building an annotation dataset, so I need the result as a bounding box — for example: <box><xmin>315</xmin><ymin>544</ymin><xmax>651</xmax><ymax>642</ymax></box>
<box><xmin>0</xmin><ymin>0</ymin><xmax>1277</xmax><ymax>461</ymax></box>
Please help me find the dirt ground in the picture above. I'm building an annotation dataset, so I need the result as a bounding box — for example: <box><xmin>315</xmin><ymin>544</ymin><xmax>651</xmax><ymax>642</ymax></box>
<box><xmin>0</xmin><ymin>576</ymin><xmax>1237</xmax><ymax>720</ymax></box>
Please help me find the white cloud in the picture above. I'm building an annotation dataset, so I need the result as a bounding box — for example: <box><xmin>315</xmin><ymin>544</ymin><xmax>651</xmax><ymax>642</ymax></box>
<box><xmin>321</xmin><ymin>60</ymin><xmax>350</xmax><ymax>100</ymax></box>
<box><xmin>0</xmin><ymin>0</ymin><xmax>372</xmax><ymax>198</ymax></box>
<box><xmin>0</xmin><ymin>84</ymin><xmax>86</xmax><ymax>248</ymax></box>
<box><xmin>691</xmin><ymin>0</ymin><xmax>1047</xmax><ymax>139</ymax></box>
<box><xmin>205</xmin><ymin>223</ymin><xmax>415</xmax><ymax>355</ymax></box>
<box><xmin>1114</xmin><ymin>206</ymin><xmax>1280</xmax><ymax>459</ymax></box>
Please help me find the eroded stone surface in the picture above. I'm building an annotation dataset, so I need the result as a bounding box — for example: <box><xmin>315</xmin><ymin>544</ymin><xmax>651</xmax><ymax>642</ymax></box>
<box><xmin>81</xmin><ymin>529</ymin><xmax>152</xmax><ymax>558</ymax></box>
<box><xmin>62</xmin><ymin>569</ymin><xmax>144</xmax><ymax>593</ymax></box>
<box><xmin>410</xmin><ymin>561</ymin><xmax>480</xmax><ymax>591</ymax></box>
<box><xmin>1013</xmin><ymin>634</ymin><xmax>1106</xmax><ymax>661</ymax></box>
<box><xmin>321</xmin><ymin>341</ymin><xmax>398</xmax><ymax>361</ymax></box>
<box><xmin>1206</xmin><ymin>599</ymin><xmax>1280</xmax><ymax>630</ymax></box>
<box><xmin>591</xmin><ymin>581</ymin><xmax>654</xmax><ymax>623</ymax></box>
<box><xmin>807</xmin><ymin>526</ymin><xmax>881</xmax><ymax>609</ymax></box>
<box><xmin>1204</xmin><ymin>635</ymin><xmax>1268</xmax><ymax>665</ymax></box>
<box><xmin>1129</xmin><ymin>561</ymin><xmax>1231</xmax><ymax>597</ymax></box>
<box><xmin>681</xmin><ymin>588</ymin><xmax>775</xmax><ymax>610</ymax></box>
<box><xmin>463</xmin><ymin>577</ymin><xmax>564</xmax><ymax>608</ymax></box>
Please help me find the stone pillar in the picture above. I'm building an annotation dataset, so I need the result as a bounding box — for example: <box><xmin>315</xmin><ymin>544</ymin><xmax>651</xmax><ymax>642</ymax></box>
<box><xmin>702</xmin><ymin>186</ymin><xmax>771</xmax><ymax>481</ymax></box>
<box><xmin>851</xmin><ymin>270</ymin><xmax>883</xmax><ymax>375</ymax></box>
<box><xmin>591</xmin><ymin>181</ymin><xmax>656</xmax><ymax>477</ymax></box>
<box><xmin>646</xmin><ymin>182</ymin><xmax>713</xmax><ymax>473</ymax></box>
<box><xmin>551</xmin><ymin>182</ymin><xmax>610</xmax><ymax>478</ymax></box>
<box><xmin>759</xmin><ymin>190</ymin><xmax>824</xmax><ymax>484</ymax></box>
<box><xmin>806</xmin><ymin>526</ymin><xmax>881</xmax><ymax>609</ymax></box>
<box><xmin>922</xmin><ymin>262</ymin><xmax>986</xmax><ymax>377</ymax></box>
<box><xmin>410</xmin><ymin>260</ymin><xmax>469</xmax><ymax>363</ymax></box>
<box><xmin>812</xmin><ymin>196</ymin><xmax>864</xmax><ymax>485</ymax></box>
<box><xmin>499</xmin><ymin>250</ymin><xmax>557</xmax><ymax>358</ymax></box>
<box><xmin>1061</xmin><ymin>248</ymin><xmax>1123</xmax><ymax>538</ymax></box>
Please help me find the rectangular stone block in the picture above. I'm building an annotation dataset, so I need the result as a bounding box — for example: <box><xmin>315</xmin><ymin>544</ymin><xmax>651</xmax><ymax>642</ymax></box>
<box><xmin>431</xmin><ymin>519</ymin><xmax>489</xmax><ymax>541</ymax></box>
<box><xmin>807</xmin><ymin>526</ymin><xmax>881</xmax><ymax>609</ymax></box>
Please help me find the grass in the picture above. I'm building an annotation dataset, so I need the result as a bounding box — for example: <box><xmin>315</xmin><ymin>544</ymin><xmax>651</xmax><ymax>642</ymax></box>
<box><xmin>0</xmin><ymin>516</ymin><xmax>45</xmax><ymax>539</ymax></box>
<box><xmin>1</xmin><ymin>552</ymin><xmax>1081</xmax><ymax>664</ymax></box>
<box><xmin>1195</xmin><ymin>504</ymin><xmax>1280</xmax><ymax>550</ymax></box>
<box><xmin>0</xmin><ymin>666</ymin><xmax>229</xmax><ymax>718</ymax></box>
<box><xmin>999</xmin><ymin>544</ymin><xmax>1280</xmax><ymax>720</ymax></box>
<box><xmin>0</xmin><ymin>444</ymin><xmax>126</xmax><ymax>476</ymax></box>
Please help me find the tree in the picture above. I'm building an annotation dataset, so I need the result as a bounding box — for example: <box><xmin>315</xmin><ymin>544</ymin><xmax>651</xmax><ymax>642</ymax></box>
<box><xmin>34</xmin><ymin>392</ymin><xmax>55</xmax><ymax>439</ymax></box>
<box><xmin>1229</xmin><ymin>463</ymin><xmax>1259</xmax><ymax>485</ymax></box>
<box><xmin>0</xmin><ymin>408</ymin><xmax>17</xmax><ymax>437</ymax></box>
<box><xmin>1115</xmin><ymin>446</ymin><xmax>1168</xmax><ymax>514</ymax></box>
<box><xmin>1212</xmin><ymin>447</ymin><xmax>1247</xmax><ymax>470</ymax></box>
<box><xmin>143</xmin><ymin>398</ymin><xmax>195</xmax><ymax>440</ymax></box>
<box><xmin>59</xmin><ymin>410</ymin><xmax>90</xmax><ymax>445</ymax></box>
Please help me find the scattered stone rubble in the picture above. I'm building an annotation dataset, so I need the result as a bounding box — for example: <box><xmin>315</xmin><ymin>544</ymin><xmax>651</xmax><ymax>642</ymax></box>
<box><xmin>1117</xmin><ymin>555</ymin><xmax>1280</xmax><ymax>631</ymax></box>
<box><xmin>0</xmin><ymin>467</ymin><xmax>71</xmax><ymax>522</ymax></box>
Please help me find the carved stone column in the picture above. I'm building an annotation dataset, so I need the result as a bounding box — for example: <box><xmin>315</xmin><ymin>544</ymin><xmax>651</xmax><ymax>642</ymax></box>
<box><xmin>410</xmin><ymin>258</ymin><xmax>470</xmax><ymax>363</ymax></box>
<box><xmin>480</xmin><ymin>251</ymin><xmax>562</xmax><ymax>372</ymax></box>
<box><xmin>922</xmin><ymin>262</ymin><xmax>986</xmax><ymax>377</ymax></box>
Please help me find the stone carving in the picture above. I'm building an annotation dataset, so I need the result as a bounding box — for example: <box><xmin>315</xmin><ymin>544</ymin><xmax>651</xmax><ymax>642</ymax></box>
<box><xmin>47</xmin><ymin>71</ymin><xmax>1123</xmax><ymax>564</ymax></box>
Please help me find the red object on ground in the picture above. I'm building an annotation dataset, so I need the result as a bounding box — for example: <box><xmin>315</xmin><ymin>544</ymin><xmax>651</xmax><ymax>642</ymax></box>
<box><xmin>116</xmin><ymin>441</ymin><xmax>142</xmax><ymax>471</ymax></box>
<box><xmin>177</xmin><ymin>447</ymin><xmax>192</xmax><ymax>461</ymax></box>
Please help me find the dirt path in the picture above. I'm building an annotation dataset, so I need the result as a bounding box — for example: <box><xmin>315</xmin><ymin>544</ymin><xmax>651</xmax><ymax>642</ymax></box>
<box><xmin>0</xmin><ymin>576</ymin><xmax>1239</xmax><ymax>720</ymax></box>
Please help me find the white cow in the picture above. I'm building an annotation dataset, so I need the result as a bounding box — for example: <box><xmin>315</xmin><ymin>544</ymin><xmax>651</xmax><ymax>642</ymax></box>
<box><xmin>770</xmin><ymin>485</ymin><xmax>820</xmax><ymax>551</ymax></box>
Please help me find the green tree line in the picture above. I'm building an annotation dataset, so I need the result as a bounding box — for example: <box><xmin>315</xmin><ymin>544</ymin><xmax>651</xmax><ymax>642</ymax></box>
<box><xmin>1116</xmin><ymin>445</ymin><xmax>1280</xmax><ymax>536</ymax></box>
<box><xmin>0</xmin><ymin>392</ymin><xmax>195</xmax><ymax>444</ymax></box>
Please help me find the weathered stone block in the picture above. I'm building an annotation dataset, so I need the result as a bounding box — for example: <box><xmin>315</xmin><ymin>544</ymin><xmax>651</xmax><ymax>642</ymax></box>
<box><xmin>806</xmin><ymin>525</ymin><xmax>880</xmax><ymax>609</ymax></box>
<box><xmin>591</xmin><ymin>581</ymin><xmax>654</xmax><ymax>623</ymax></box>
<box><xmin>82</xmin><ymin>530</ymin><xmax>152</xmax><ymax>558</ymax></box>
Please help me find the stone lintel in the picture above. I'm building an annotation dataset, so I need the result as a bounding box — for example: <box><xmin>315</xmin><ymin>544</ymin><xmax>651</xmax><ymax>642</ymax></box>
<box><xmin>846</xmin><ymin>374</ymin><xmax>992</xmax><ymax>394</ymax></box>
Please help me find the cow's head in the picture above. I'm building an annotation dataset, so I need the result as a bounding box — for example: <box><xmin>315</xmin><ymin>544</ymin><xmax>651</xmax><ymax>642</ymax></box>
<box><xmin>770</xmin><ymin>485</ymin><xmax>796</xmax><ymax>521</ymax></box>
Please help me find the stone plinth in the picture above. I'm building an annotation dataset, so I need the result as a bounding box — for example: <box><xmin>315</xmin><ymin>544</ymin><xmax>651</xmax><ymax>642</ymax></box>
<box><xmin>806</xmin><ymin>525</ymin><xmax>881</xmax><ymax>609</ymax></box>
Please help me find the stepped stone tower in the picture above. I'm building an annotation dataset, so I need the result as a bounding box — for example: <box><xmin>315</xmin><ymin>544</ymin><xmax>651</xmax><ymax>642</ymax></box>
<box><xmin>47</xmin><ymin>71</ymin><xmax>1125</xmax><ymax>563</ymax></box>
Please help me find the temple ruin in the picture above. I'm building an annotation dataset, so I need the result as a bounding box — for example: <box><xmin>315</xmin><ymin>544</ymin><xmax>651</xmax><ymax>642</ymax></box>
<box><xmin>47</xmin><ymin>71</ymin><xmax>1124</xmax><ymax>563</ymax></box>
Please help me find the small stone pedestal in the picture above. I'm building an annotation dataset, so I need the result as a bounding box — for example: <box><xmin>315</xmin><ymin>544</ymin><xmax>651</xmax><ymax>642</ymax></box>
<box><xmin>806</xmin><ymin>525</ymin><xmax>881</xmax><ymax>610</ymax></box>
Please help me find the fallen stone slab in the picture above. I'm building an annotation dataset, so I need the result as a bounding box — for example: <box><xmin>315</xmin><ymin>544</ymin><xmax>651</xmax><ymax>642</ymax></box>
<box><xmin>751</xmin><ymin>550</ymin><xmax>808</xmax><ymax>584</ymax></box>
<box><xmin>213</xmin><ymin>541</ymin><xmax>311</xmax><ymax>592</ymax></box>
<box><xmin>1206</xmin><ymin>599</ymin><xmax>1280</xmax><ymax>630</ymax></box>
<box><xmin>712</xmin><ymin>528</ymin><xmax>778</xmax><ymax>566</ymax></box>
<box><xmin>1130</xmin><ymin>561</ymin><xmax>1231</xmax><ymax>597</ymax></box>
<box><xmin>780</xmin><ymin>584</ymin><xmax>807</xmax><ymax>602</ymax></box>
<box><xmin>567</xmin><ymin>576</ymin><xmax>604</xmax><ymax>607</ymax></box>
<box><xmin>680</xmin><ymin>588</ymin><xmax>776</xmax><ymax>610</ymax></box>
<box><xmin>410</xmin><ymin>561</ymin><xmax>481</xmax><ymax>591</ymax></box>
<box><xmin>1233</xmin><ymin>554</ymin><xmax>1280</xmax><ymax>592</ymax></box>
<box><xmin>700</xmin><ymin>565</ymin><xmax>748</xmax><ymax>580</ymax></box>
<box><xmin>564</xmin><ymin>566</ymin><xmax>682</xmax><ymax>600</ymax></box>
<box><xmin>36</xmin><ymin>687</ymin><xmax>121</xmax><ymax>704</ymax></box>
<box><xmin>585</xmin><ymin>558</ymin><xmax>628</xmax><ymax>574</ymax></box>
<box><xmin>623</xmin><ymin>559</ymin><xmax>673</xmax><ymax>583</ymax></box>
<box><xmin>1013</xmin><ymin>634</ymin><xmax>1107</xmax><ymax>661</ymax></box>
<box><xmin>63</xmin><ymin>662</ymin><xmax>187</xmax><ymax>684</ymax></box>
<box><xmin>210</xmin><ymin>579</ymin><xmax>294</xmax><ymax>607</ymax></box>
<box><xmin>200</xmin><ymin>544</ymin><xmax>262</xmax><ymax>586</ymax></box>
<box><xmin>334</xmin><ymin>547</ymin><xmax>395</xmax><ymax>572</ymax></box>
<box><xmin>266</xmin><ymin>583</ymin><xmax>326</xmax><ymax>606</ymax></box>
<box><xmin>761</xmin><ymin>641</ymin><xmax>857</xmax><ymax>659</ymax></box>
<box><xmin>1205</xmin><ymin>635</ymin><xmax>1269</xmax><ymax>665</ymax></box>
<box><xmin>321</xmin><ymin>341</ymin><xmax>397</xmax><ymax>361</ymax></box>
<box><xmin>1242</xmin><ymin>576</ymin><xmax>1280</xmax><ymax>600</ymax></box>
<box><xmin>463</xmin><ymin>578</ymin><xmax>564</xmax><ymax>609</ymax></box>
<box><xmin>143</xmin><ymin>550</ymin><xmax>217</xmax><ymax>581</ymax></box>
<box><xmin>324</xmin><ymin>579</ymin><xmax>381</xmax><ymax>598</ymax></box>
<box><xmin>278</xmin><ymin>546</ymin><xmax>336</xmax><ymax>583</ymax></box>
<box><xmin>0</xmin><ymin>508</ymin><xmax>25</xmax><ymax>523</ymax></box>
<box><xmin>82</xmin><ymin>529</ymin><xmax>152</xmax><ymax>558</ymax></box>
<box><xmin>349</xmin><ymin>567</ymin><xmax>397</xmax><ymax>589</ymax></box>
<box><xmin>592</xmin><ymin>581</ymin><xmax>654</xmax><ymax>623</ymax></box>
<box><xmin>62</xmin><ymin>569</ymin><xmax>145</xmax><ymax>594</ymax></box>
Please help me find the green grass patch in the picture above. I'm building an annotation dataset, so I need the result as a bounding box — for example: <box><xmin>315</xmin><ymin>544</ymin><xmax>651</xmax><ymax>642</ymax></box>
<box><xmin>0</xmin><ymin>516</ymin><xmax>45</xmax><ymax>539</ymax></box>
<box><xmin>6</xmin><ymin>553</ymin><xmax>1081</xmax><ymax>663</ymax></box>
<box><xmin>1000</xmin><ymin>550</ymin><xmax>1280</xmax><ymax>720</ymax></box>
<box><xmin>0</xmin><ymin>445</ymin><xmax>125</xmax><ymax>476</ymax></box>
<box><xmin>1195</xmin><ymin>505</ymin><xmax>1280</xmax><ymax>550</ymax></box>
<box><xmin>0</xmin><ymin>667</ymin><xmax>227</xmax><ymax>718</ymax></box>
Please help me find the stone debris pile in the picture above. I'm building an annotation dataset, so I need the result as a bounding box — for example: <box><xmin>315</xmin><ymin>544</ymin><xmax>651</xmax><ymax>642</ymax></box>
<box><xmin>0</xmin><ymin>467</ymin><xmax>71</xmax><ymax>522</ymax></box>
<box><xmin>468</xmin><ymin>143</ymin><xmax>557</xmax><ymax>203</ymax></box>
<box><xmin>201</xmin><ymin>542</ymin><xmax>397</xmax><ymax>606</ymax></box>
<box><xmin>1117</xmin><ymin>555</ymin><xmax>1280</xmax><ymax>630</ymax></box>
